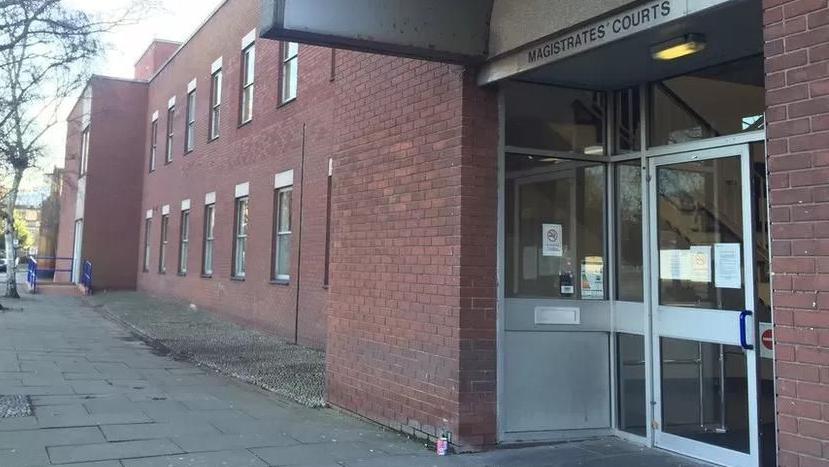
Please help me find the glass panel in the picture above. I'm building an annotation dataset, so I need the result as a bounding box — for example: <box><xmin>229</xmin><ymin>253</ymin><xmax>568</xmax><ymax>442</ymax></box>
<box><xmin>278</xmin><ymin>190</ymin><xmax>292</xmax><ymax>231</ymax></box>
<box><xmin>656</xmin><ymin>156</ymin><xmax>744</xmax><ymax>310</ymax></box>
<box><xmin>617</xmin><ymin>333</ymin><xmax>646</xmax><ymax>436</ymax></box>
<box><xmin>615</xmin><ymin>88</ymin><xmax>641</xmax><ymax>153</ymax></box>
<box><xmin>283</xmin><ymin>59</ymin><xmax>297</xmax><ymax>102</ymax></box>
<box><xmin>504</xmin><ymin>82</ymin><xmax>605</xmax><ymax>156</ymax></box>
<box><xmin>277</xmin><ymin>234</ymin><xmax>291</xmax><ymax>278</ymax></box>
<box><xmin>650</xmin><ymin>56</ymin><xmax>764</xmax><ymax>146</ymax></box>
<box><xmin>750</xmin><ymin>142</ymin><xmax>775</xmax><ymax>466</ymax></box>
<box><xmin>616</xmin><ymin>161</ymin><xmax>643</xmax><ymax>302</ymax></box>
<box><xmin>505</xmin><ymin>155</ymin><xmax>605</xmax><ymax>299</ymax></box>
<box><xmin>661</xmin><ymin>337</ymin><xmax>749</xmax><ymax>454</ymax></box>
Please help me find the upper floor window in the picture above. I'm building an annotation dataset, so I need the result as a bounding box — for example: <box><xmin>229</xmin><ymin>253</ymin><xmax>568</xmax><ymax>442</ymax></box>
<box><xmin>240</xmin><ymin>44</ymin><xmax>255</xmax><ymax>124</ymax></box>
<box><xmin>165</xmin><ymin>105</ymin><xmax>175</xmax><ymax>163</ymax></box>
<box><xmin>185</xmin><ymin>89</ymin><xmax>196</xmax><ymax>153</ymax></box>
<box><xmin>210</xmin><ymin>69</ymin><xmax>222</xmax><ymax>140</ymax></box>
<box><xmin>233</xmin><ymin>196</ymin><xmax>249</xmax><ymax>278</ymax></box>
<box><xmin>281</xmin><ymin>42</ymin><xmax>298</xmax><ymax>103</ymax></box>
<box><xmin>149</xmin><ymin>118</ymin><xmax>158</xmax><ymax>172</ymax></box>
<box><xmin>79</xmin><ymin>126</ymin><xmax>90</xmax><ymax>175</ymax></box>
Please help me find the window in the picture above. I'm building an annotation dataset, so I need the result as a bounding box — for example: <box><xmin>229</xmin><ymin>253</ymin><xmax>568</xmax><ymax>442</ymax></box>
<box><xmin>233</xmin><ymin>197</ymin><xmax>249</xmax><ymax>278</ymax></box>
<box><xmin>79</xmin><ymin>127</ymin><xmax>90</xmax><ymax>175</ymax></box>
<box><xmin>273</xmin><ymin>187</ymin><xmax>292</xmax><ymax>281</ymax></box>
<box><xmin>615</xmin><ymin>161</ymin><xmax>643</xmax><ymax>302</ymax></box>
<box><xmin>165</xmin><ymin>106</ymin><xmax>175</xmax><ymax>163</ymax></box>
<box><xmin>185</xmin><ymin>91</ymin><xmax>196</xmax><ymax>152</ymax></box>
<box><xmin>149</xmin><ymin>119</ymin><xmax>158</xmax><ymax>172</ymax></box>
<box><xmin>649</xmin><ymin>55</ymin><xmax>764</xmax><ymax>146</ymax></box>
<box><xmin>158</xmin><ymin>214</ymin><xmax>169</xmax><ymax>273</ymax></box>
<box><xmin>240</xmin><ymin>44</ymin><xmax>255</xmax><ymax>124</ymax></box>
<box><xmin>202</xmin><ymin>204</ymin><xmax>215</xmax><ymax>276</ymax></box>
<box><xmin>209</xmin><ymin>70</ymin><xmax>222</xmax><ymax>140</ymax></box>
<box><xmin>281</xmin><ymin>42</ymin><xmax>298</xmax><ymax>103</ymax></box>
<box><xmin>505</xmin><ymin>155</ymin><xmax>606</xmax><ymax>300</ymax></box>
<box><xmin>178</xmin><ymin>210</ymin><xmax>190</xmax><ymax>274</ymax></box>
<box><xmin>143</xmin><ymin>218</ymin><xmax>152</xmax><ymax>272</ymax></box>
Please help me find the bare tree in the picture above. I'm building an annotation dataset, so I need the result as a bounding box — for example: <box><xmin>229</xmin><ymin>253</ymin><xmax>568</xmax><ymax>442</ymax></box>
<box><xmin>0</xmin><ymin>0</ymin><xmax>152</xmax><ymax>298</ymax></box>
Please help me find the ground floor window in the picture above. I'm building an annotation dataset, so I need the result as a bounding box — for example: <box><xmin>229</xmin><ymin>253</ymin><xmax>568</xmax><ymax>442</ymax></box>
<box><xmin>178</xmin><ymin>210</ymin><xmax>190</xmax><ymax>274</ymax></box>
<box><xmin>143</xmin><ymin>218</ymin><xmax>151</xmax><ymax>272</ymax></box>
<box><xmin>202</xmin><ymin>204</ymin><xmax>215</xmax><ymax>276</ymax></box>
<box><xmin>233</xmin><ymin>196</ymin><xmax>249</xmax><ymax>278</ymax></box>
<box><xmin>158</xmin><ymin>214</ymin><xmax>169</xmax><ymax>273</ymax></box>
<box><xmin>272</xmin><ymin>187</ymin><xmax>292</xmax><ymax>281</ymax></box>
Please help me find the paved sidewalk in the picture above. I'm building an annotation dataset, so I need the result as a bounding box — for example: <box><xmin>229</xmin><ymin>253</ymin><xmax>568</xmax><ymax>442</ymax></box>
<box><xmin>0</xmin><ymin>294</ymin><xmax>708</xmax><ymax>466</ymax></box>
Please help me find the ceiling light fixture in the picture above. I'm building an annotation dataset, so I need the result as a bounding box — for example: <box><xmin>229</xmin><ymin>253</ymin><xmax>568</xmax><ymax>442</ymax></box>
<box><xmin>651</xmin><ymin>34</ymin><xmax>706</xmax><ymax>61</ymax></box>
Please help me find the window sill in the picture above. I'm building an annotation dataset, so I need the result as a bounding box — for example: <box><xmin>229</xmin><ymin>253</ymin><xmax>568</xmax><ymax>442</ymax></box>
<box><xmin>158</xmin><ymin>271</ymin><xmax>166</xmax><ymax>275</ymax></box>
<box><xmin>207</xmin><ymin>136</ymin><xmax>219</xmax><ymax>144</ymax></box>
<box><xmin>184</xmin><ymin>149</ymin><xmax>194</xmax><ymax>155</ymax></box>
<box><xmin>238</xmin><ymin>119</ymin><xmax>253</xmax><ymax>129</ymax></box>
<box><xmin>277</xmin><ymin>97</ymin><xmax>296</xmax><ymax>109</ymax></box>
<box><xmin>201</xmin><ymin>273</ymin><xmax>212</xmax><ymax>279</ymax></box>
<box><xmin>177</xmin><ymin>272</ymin><xmax>187</xmax><ymax>277</ymax></box>
<box><xmin>231</xmin><ymin>276</ymin><xmax>245</xmax><ymax>282</ymax></box>
<box><xmin>270</xmin><ymin>279</ymin><xmax>290</xmax><ymax>286</ymax></box>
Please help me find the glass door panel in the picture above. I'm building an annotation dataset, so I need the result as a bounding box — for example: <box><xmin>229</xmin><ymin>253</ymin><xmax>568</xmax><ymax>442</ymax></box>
<box><xmin>649</xmin><ymin>145</ymin><xmax>759</xmax><ymax>467</ymax></box>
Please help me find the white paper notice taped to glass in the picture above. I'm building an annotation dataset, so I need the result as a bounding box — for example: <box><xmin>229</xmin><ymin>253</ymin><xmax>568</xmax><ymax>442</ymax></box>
<box><xmin>714</xmin><ymin>243</ymin><xmax>742</xmax><ymax>289</ymax></box>
<box><xmin>542</xmin><ymin>224</ymin><xmax>563</xmax><ymax>257</ymax></box>
<box><xmin>659</xmin><ymin>249</ymin><xmax>691</xmax><ymax>281</ymax></box>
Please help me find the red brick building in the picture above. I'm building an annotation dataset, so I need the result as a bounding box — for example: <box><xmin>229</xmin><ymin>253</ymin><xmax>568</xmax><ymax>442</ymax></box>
<box><xmin>54</xmin><ymin>0</ymin><xmax>829</xmax><ymax>465</ymax></box>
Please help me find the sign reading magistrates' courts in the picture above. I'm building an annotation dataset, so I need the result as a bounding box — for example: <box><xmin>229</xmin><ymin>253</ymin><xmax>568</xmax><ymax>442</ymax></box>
<box><xmin>525</xmin><ymin>0</ymin><xmax>680</xmax><ymax>67</ymax></box>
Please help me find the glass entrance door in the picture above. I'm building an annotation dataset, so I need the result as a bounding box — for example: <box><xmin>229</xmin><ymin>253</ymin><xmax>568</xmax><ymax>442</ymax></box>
<box><xmin>648</xmin><ymin>144</ymin><xmax>760</xmax><ymax>467</ymax></box>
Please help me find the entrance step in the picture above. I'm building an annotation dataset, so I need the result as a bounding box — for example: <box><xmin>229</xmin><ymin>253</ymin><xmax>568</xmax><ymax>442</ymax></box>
<box><xmin>37</xmin><ymin>283</ymin><xmax>84</xmax><ymax>296</ymax></box>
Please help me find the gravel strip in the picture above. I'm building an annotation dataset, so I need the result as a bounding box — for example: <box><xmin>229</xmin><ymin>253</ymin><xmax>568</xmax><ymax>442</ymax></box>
<box><xmin>0</xmin><ymin>395</ymin><xmax>32</xmax><ymax>418</ymax></box>
<box><xmin>87</xmin><ymin>292</ymin><xmax>326</xmax><ymax>407</ymax></box>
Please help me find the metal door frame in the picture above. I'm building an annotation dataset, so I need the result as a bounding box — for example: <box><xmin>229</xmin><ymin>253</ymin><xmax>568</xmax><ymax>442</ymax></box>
<box><xmin>647</xmin><ymin>143</ymin><xmax>760</xmax><ymax>467</ymax></box>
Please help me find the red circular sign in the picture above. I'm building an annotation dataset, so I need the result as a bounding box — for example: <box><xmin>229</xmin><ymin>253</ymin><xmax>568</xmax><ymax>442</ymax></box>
<box><xmin>761</xmin><ymin>329</ymin><xmax>773</xmax><ymax>351</ymax></box>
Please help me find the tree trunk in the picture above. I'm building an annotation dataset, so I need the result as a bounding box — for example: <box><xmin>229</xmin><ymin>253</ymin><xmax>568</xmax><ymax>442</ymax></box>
<box><xmin>5</xmin><ymin>168</ymin><xmax>23</xmax><ymax>298</ymax></box>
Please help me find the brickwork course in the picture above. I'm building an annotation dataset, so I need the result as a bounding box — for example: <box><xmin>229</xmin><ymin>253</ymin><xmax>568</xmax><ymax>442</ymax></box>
<box><xmin>765</xmin><ymin>0</ymin><xmax>829</xmax><ymax>465</ymax></box>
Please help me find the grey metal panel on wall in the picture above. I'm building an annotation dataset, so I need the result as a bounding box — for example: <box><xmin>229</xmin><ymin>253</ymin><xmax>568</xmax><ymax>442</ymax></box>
<box><xmin>502</xmin><ymin>331</ymin><xmax>611</xmax><ymax>433</ymax></box>
<box><xmin>260</xmin><ymin>0</ymin><xmax>493</xmax><ymax>64</ymax></box>
<box><xmin>505</xmin><ymin>299</ymin><xmax>612</xmax><ymax>332</ymax></box>
<box><xmin>489</xmin><ymin>0</ymin><xmax>636</xmax><ymax>58</ymax></box>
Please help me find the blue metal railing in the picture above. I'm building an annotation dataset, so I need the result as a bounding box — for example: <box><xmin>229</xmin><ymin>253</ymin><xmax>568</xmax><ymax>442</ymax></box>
<box><xmin>27</xmin><ymin>257</ymin><xmax>37</xmax><ymax>293</ymax></box>
<box><xmin>81</xmin><ymin>261</ymin><xmax>93</xmax><ymax>295</ymax></box>
<box><xmin>26</xmin><ymin>256</ymin><xmax>91</xmax><ymax>295</ymax></box>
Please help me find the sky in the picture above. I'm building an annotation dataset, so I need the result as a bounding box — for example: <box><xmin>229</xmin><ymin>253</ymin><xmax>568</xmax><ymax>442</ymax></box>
<box><xmin>29</xmin><ymin>0</ymin><xmax>224</xmax><ymax>191</ymax></box>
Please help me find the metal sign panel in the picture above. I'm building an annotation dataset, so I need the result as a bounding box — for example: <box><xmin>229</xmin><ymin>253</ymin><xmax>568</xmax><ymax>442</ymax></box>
<box><xmin>260</xmin><ymin>0</ymin><xmax>493</xmax><ymax>64</ymax></box>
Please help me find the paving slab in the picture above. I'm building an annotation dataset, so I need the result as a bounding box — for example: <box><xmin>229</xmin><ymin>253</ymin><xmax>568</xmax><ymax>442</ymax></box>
<box><xmin>0</xmin><ymin>292</ymin><xmax>712</xmax><ymax>467</ymax></box>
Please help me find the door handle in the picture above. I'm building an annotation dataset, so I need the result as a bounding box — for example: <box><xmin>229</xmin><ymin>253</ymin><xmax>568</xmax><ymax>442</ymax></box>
<box><xmin>740</xmin><ymin>310</ymin><xmax>754</xmax><ymax>350</ymax></box>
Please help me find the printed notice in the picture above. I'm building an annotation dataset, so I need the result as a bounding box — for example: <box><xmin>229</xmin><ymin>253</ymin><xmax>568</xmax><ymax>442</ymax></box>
<box><xmin>542</xmin><ymin>224</ymin><xmax>563</xmax><ymax>257</ymax></box>
<box><xmin>714</xmin><ymin>243</ymin><xmax>742</xmax><ymax>289</ymax></box>
<box><xmin>581</xmin><ymin>257</ymin><xmax>604</xmax><ymax>299</ymax></box>
<box><xmin>659</xmin><ymin>249</ymin><xmax>691</xmax><ymax>281</ymax></box>
<box><xmin>689</xmin><ymin>246</ymin><xmax>712</xmax><ymax>283</ymax></box>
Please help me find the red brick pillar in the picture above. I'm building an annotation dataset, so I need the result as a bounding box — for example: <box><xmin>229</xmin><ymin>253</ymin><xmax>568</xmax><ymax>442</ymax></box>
<box><xmin>326</xmin><ymin>52</ymin><xmax>498</xmax><ymax>450</ymax></box>
<box><xmin>764</xmin><ymin>1</ymin><xmax>829</xmax><ymax>465</ymax></box>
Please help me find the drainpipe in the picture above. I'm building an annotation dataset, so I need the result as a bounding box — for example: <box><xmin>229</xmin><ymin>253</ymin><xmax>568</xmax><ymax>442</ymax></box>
<box><xmin>294</xmin><ymin>123</ymin><xmax>306</xmax><ymax>345</ymax></box>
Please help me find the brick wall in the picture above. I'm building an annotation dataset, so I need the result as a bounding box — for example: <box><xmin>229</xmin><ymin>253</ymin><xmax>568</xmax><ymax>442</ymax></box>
<box><xmin>325</xmin><ymin>51</ymin><xmax>498</xmax><ymax>449</ymax></box>
<box><xmin>135</xmin><ymin>40</ymin><xmax>180</xmax><ymax>81</ymax></box>
<box><xmin>135</xmin><ymin>0</ymin><xmax>334</xmax><ymax>348</ymax></box>
<box><xmin>764</xmin><ymin>0</ymin><xmax>829</xmax><ymax>465</ymax></box>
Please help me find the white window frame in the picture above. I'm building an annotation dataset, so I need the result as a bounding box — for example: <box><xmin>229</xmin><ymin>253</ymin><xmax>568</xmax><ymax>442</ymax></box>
<box><xmin>79</xmin><ymin>126</ymin><xmax>90</xmax><ymax>175</ymax></box>
<box><xmin>149</xmin><ymin>118</ymin><xmax>158</xmax><ymax>172</ymax></box>
<box><xmin>240</xmin><ymin>44</ymin><xmax>255</xmax><ymax>124</ymax></box>
<box><xmin>273</xmin><ymin>186</ymin><xmax>293</xmax><ymax>281</ymax></box>
<box><xmin>178</xmin><ymin>209</ymin><xmax>190</xmax><ymax>274</ymax></box>
<box><xmin>281</xmin><ymin>42</ymin><xmax>298</xmax><ymax>103</ymax></box>
<box><xmin>143</xmin><ymin>218</ymin><xmax>152</xmax><ymax>272</ymax></box>
<box><xmin>159</xmin><ymin>214</ymin><xmax>169</xmax><ymax>273</ymax></box>
<box><xmin>185</xmin><ymin>90</ymin><xmax>196</xmax><ymax>152</ymax></box>
<box><xmin>210</xmin><ymin>69</ymin><xmax>222</xmax><ymax>140</ymax></box>
<box><xmin>165</xmin><ymin>106</ymin><xmax>175</xmax><ymax>163</ymax></box>
<box><xmin>233</xmin><ymin>196</ymin><xmax>249</xmax><ymax>278</ymax></box>
<box><xmin>202</xmin><ymin>203</ymin><xmax>215</xmax><ymax>276</ymax></box>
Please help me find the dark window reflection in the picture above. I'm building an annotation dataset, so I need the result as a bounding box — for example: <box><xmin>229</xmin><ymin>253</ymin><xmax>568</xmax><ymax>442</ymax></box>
<box><xmin>618</xmin><ymin>333</ymin><xmax>646</xmax><ymax>436</ymax></box>
<box><xmin>650</xmin><ymin>56</ymin><xmax>765</xmax><ymax>146</ymax></box>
